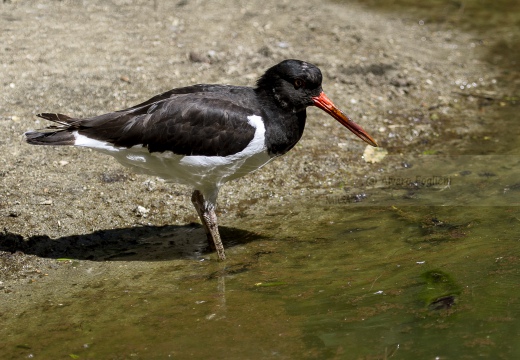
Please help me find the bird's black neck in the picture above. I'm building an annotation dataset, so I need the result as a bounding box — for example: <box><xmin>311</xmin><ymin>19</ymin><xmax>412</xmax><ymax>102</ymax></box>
<box><xmin>255</xmin><ymin>88</ymin><xmax>307</xmax><ymax>157</ymax></box>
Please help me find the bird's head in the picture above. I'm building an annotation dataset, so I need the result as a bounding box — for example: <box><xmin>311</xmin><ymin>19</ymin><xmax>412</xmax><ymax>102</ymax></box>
<box><xmin>256</xmin><ymin>59</ymin><xmax>378</xmax><ymax>147</ymax></box>
<box><xmin>256</xmin><ymin>59</ymin><xmax>323</xmax><ymax>112</ymax></box>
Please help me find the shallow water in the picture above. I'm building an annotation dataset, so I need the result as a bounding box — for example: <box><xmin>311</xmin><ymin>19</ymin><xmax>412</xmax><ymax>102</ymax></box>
<box><xmin>2</xmin><ymin>197</ymin><xmax>519</xmax><ymax>358</ymax></box>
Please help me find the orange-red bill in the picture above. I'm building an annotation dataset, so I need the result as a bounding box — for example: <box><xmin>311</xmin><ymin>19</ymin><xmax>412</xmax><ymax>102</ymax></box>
<box><xmin>312</xmin><ymin>92</ymin><xmax>378</xmax><ymax>147</ymax></box>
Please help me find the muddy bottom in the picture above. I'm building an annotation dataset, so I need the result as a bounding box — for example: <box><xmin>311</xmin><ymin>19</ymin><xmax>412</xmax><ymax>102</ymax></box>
<box><xmin>1</xmin><ymin>200</ymin><xmax>519</xmax><ymax>358</ymax></box>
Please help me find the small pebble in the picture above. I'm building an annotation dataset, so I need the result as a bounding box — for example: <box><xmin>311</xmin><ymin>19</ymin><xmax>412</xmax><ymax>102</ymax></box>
<box><xmin>135</xmin><ymin>205</ymin><xmax>149</xmax><ymax>217</ymax></box>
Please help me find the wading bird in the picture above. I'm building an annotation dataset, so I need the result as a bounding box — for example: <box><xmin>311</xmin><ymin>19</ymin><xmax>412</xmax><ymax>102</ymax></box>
<box><xmin>25</xmin><ymin>59</ymin><xmax>377</xmax><ymax>260</ymax></box>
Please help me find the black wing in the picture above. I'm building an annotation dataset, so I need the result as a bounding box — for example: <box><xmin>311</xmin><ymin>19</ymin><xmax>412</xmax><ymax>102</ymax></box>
<box><xmin>28</xmin><ymin>86</ymin><xmax>261</xmax><ymax>157</ymax></box>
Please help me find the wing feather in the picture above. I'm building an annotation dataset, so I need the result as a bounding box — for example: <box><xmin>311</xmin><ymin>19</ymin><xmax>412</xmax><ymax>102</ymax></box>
<box><xmin>77</xmin><ymin>90</ymin><xmax>259</xmax><ymax>157</ymax></box>
<box><xmin>26</xmin><ymin>85</ymin><xmax>262</xmax><ymax>157</ymax></box>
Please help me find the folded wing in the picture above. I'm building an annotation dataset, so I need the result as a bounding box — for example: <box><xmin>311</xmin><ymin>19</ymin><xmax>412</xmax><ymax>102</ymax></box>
<box><xmin>25</xmin><ymin>86</ymin><xmax>259</xmax><ymax>157</ymax></box>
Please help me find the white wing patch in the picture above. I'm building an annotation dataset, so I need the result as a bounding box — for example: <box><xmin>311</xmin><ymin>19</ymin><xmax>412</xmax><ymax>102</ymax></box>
<box><xmin>179</xmin><ymin>115</ymin><xmax>266</xmax><ymax>167</ymax></box>
<box><xmin>73</xmin><ymin>131</ymin><xmax>119</xmax><ymax>152</ymax></box>
<box><xmin>173</xmin><ymin>114</ymin><xmax>271</xmax><ymax>186</ymax></box>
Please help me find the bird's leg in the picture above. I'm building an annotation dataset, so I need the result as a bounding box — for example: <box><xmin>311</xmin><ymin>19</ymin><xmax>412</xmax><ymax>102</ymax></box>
<box><xmin>191</xmin><ymin>190</ymin><xmax>226</xmax><ymax>261</ymax></box>
<box><xmin>190</xmin><ymin>190</ymin><xmax>214</xmax><ymax>241</ymax></box>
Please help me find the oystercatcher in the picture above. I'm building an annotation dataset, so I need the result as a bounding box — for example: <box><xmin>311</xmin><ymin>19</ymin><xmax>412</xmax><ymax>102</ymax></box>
<box><xmin>24</xmin><ymin>59</ymin><xmax>377</xmax><ymax>260</ymax></box>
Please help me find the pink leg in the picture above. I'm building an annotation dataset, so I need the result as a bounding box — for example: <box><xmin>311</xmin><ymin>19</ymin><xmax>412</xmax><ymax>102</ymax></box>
<box><xmin>191</xmin><ymin>190</ymin><xmax>226</xmax><ymax>261</ymax></box>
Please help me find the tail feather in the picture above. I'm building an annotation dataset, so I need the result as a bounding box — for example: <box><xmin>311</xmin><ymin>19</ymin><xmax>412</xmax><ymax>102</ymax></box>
<box><xmin>24</xmin><ymin>113</ymin><xmax>77</xmax><ymax>145</ymax></box>
<box><xmin>24</xmin><ymin>130</ymin><xmax>75</xmax><ymax>145</ymax></box>
<box><xmin>37</xmin><ymin>113</ymin><xmax>77</xmax><ymax>126</ymax></box>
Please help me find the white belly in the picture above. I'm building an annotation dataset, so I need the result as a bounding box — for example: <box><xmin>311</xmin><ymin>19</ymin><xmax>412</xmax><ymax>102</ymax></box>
<box><xmin>73</xmin><ymin>115</ymin><xmax>273</xmax><ymax>194</ymax></box>
<box><xmin>111</xmin><ymin>144</ymin><xmax>272</xmax><ymax>189</ymax></box>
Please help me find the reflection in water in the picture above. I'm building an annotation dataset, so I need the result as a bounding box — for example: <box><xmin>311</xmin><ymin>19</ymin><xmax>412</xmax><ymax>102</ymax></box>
<box><xmin>217</xmin><ymin>275</ymin><xmax>227</xmax><ymax>319</ymax></box>
<box><xmin>204</xmin><ymin>273</ymin><xmax>228</xmax><ymax>321</ymax></box>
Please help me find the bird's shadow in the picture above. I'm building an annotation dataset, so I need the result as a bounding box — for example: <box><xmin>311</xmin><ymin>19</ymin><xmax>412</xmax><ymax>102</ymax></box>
<box><xmin>0</xmin><ymin>224</ymin><xmax>264</xmax><ymax>261</ymax></box>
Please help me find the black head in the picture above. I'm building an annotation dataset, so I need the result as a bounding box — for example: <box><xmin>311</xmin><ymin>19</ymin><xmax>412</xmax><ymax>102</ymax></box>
<box><xmin>256</xmin><ymin>59</ymin><xmax>323</xmax><ymax>112</ymax></box>
<box><xmin>256</xmin><ymin>59</ymin><xmax>379</xmax><ymax>147</ymax></box>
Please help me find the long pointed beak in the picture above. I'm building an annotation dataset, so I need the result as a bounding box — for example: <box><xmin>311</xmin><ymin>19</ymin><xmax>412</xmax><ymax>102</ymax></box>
<box><xmin>312</xmin><ymin>92</ymin><xmax>378</xmax><ymax>147</ymax></box>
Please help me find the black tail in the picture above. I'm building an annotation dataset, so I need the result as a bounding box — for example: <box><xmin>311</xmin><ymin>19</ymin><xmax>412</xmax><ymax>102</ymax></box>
<box><xmin>24</xmin><ymin>113</ymin><xmax>78</xmax><ymax>145</ymax></box>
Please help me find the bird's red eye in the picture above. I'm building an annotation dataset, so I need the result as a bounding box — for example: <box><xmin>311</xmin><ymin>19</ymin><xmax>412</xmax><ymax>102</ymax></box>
<box><xmin>294</xmin><ymin>79</ymin><xmax>305</xmax><ymax>89</ymax></box>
